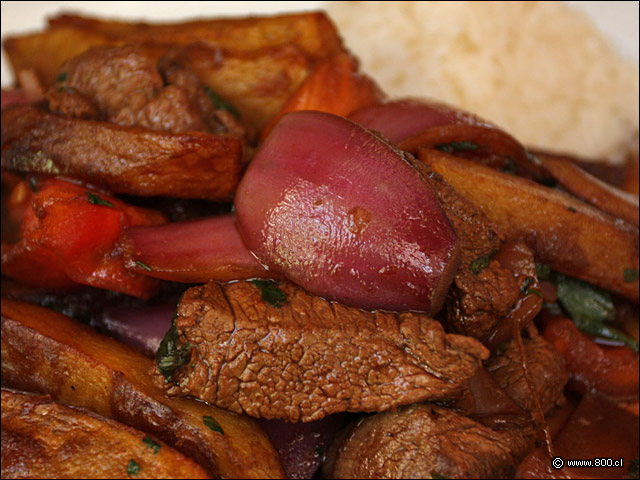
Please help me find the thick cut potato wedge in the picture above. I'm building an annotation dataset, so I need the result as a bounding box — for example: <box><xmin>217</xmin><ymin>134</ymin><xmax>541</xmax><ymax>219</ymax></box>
<box><xmin>1</xmin><ymin>388</ymin><xmax>209</xmax><ymax>479</ymax></box>
<box><xmin>3</xmin><ymin>12</ymin><xmax>345</xmax><ymax>129</ymax></box>
<box><xmin>418</xmin><ymin>150</ymin><xmax>639</xmax><ymax>301</ymax></box>
<box><xmin>0</xmin><ymin>298</ymin><xmax>285</xmax><ymax>479</ymax></box>
<box><xmin>1</xmin><ymin>105</ymin><xmax>242</xmax><ymax>200</ymax></box>
<box><xmin>48</xmin><ymin>13</ymin><xmax>344</xmax><ymax>58</ymax></box>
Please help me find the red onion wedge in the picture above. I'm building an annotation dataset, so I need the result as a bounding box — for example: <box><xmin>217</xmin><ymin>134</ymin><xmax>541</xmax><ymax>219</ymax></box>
<box><xmin>98</xmin><ymin>304</ymin><xmax>175</xmax><ymax>357</ymax></box>
<box><xmin>350</xmin><ymin>98</ymin><xmax>539</xmax><ymax>176</ymax></box>
<box><xmin>122</xmin><ymin>214</ymin><xmax>276</xmax><ymax>283</ymax></box>
<box><xmin>235</xmin><ymin>111</ymin><xmax>460</xmax><ymax>313</ymax></box>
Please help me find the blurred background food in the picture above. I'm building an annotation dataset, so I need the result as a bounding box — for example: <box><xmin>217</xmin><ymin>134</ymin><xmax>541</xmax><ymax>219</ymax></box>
<box><xmin>2</xmin><ymin>0</ymin><xmax>638</xmax><ymax>162</ymax></box>
<box><xmin>327</xmin><ymin>1</ymin><xmax>639</xmax><ymax>162</ymax></box>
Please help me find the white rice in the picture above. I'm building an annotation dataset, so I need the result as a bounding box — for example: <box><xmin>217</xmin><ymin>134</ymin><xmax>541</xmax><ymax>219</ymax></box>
<box><xmin>326</xmin><ymin>1</ymin><xmax>639</xmax><ymax>162</ymax></box>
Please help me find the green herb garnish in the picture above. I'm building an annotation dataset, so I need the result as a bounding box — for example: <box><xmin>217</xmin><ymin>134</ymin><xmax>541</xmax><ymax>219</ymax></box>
<box><xmin>86</xmin><ymin>192</ymin><xmax>114</xmax><ymax>208</ymax></box>
<box><xmin>556</xmin><ymin>274</ymin><xmax>638</xmax><ymax>352</ymax></box>
<box><xmin>469</xmin><ymin>254</ymin><xmax>492</xmax><ymax>275</ymax></box>
<box><xmin>142</xmin><ymin>436</ymin><xmax>161</xmax><ymax>454</ymax></box>
<box><xmin>56</xmin><ymin>71</ymin><xmax>68</xmax><ymax>83</ymax></box>
<box><xmin>251</xmin><ymin>279</ymin><xmax>288</xmax><ymax>308</ymax></box>
<box><xmin>624</xmin><ymin>268</ymin><xmax>639</xmax><ymax>283</ymax></box>
<box><xmin>28</xmin><ymin>177</ymin><xmax>39</xmax><ymax>193</ymax></box>
<box><xmin>436</xmin><ymin>141</ymin><xmax>478</xmax><ymax>154</ymax></box>
<box><xmin>203</xmin><ymin>415</ymin><xmax>224</xmax><ymax>434</ymax></box>
<box><xmin>135</xmin><ymin>260</ymin><xmax>152</xmax><ymax>272</ymax></box>
<box><xmin>156</xmin><ymin>314</ymin><xmax>192</xmax><ymax>382</ymax></box>
<box><xmin>204</xmin><ymin>86</ymin><xmax>241</xmax><ymax>119</ymax></box>
<box><xmin>127</xmin><ymin>459</ymin><xmax>141</xmax><ymax>476</ymax></box>
<box><xmin>535</xmin><ymin>263</ymin><xmax>552</xmax><ymax>282</ymax></box>
<box><xmin>501</xmin><ymin>156</ymin><xmax>518</xmax><ymax>175</ymax></box>
<box><xmin>524</xmin><ymin>288</ymin><xmax>543</xmax><ymax>299</ymax></box>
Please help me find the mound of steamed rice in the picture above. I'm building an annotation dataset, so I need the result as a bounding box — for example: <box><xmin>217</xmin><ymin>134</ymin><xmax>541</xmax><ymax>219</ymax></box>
<box><xmin>326</xmin><ymin>1</ymin><xmax>639</xmax><ymax>162</ymax></box>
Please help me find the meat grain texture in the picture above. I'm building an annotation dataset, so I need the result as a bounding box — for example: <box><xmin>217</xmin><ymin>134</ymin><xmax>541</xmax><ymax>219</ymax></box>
<box><xmin>325</xmin><ymin>403</ymin><xmax>536</xmax><ymax>479</ymax></box>
<box><xmin>155</xmin><ymin>280</ymin><xmax>489</xmax><ymax>422</ymax></box>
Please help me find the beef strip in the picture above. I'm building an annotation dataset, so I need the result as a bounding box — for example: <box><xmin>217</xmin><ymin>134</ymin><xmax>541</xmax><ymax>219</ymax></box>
<box><xmin>325</xmin><ymin>403</ymin><xmax>536</xmax><ymax>479</ymax></box>
<box><xmin>418</xmin><ymin>165</ymin><xmax>525</xmax><ymax>340</ymax></box>
<box><xmin>45</xmin><ymin>45</ymin><xmax>244</xmax><ymax>138</ymax></box>
<box><xmin>487</xmin><ymin>328</ymin><xmax>568</xmax><ymax>416</ymax></box>
<box><xmin>153</xmin><ymin>280</ymin><xmax>489</xmax><ymax>422</ymax></box>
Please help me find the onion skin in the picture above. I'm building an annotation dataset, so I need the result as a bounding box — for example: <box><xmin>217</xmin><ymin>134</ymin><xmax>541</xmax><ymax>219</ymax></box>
<box><xmin>235</xmin><ymin>111</ymin><xmax>459</xmax><ymax>313</ymax></box>
<box><xmin>122</xmin><ymin>215</ymin><xmax>276</xmax><ymax>283</ymax></box>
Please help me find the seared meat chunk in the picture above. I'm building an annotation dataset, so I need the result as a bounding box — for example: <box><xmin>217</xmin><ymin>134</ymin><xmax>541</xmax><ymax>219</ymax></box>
<box><xmin>415</xmin><ymin>163</ymin><xmax>539</xmax><ymax>341</ymax></box>
<box><xmin>325</xmin><ymin>403</ymin><xmax>536</xmax><ymax>479</ymax></box>
<box><xmin>154</xmin><ymin>280</ymin><xmax>488</xmax><ymax>422</ymax></box>
<box><xmin>46</xmin><ymin>45</ymin><xmax>244</xmax><ymax>137</ymax></box>
<box><xmin>487</xmin><ymin>328</ymin><xmax>568</xmax><ymax>415</ymax></box>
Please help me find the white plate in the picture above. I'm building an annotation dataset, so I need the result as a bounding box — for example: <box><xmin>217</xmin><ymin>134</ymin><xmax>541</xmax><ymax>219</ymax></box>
<box><xmin>1</xmin><ymin>1</ymin><xmax>637</xmax><ymax>87</ymax></box>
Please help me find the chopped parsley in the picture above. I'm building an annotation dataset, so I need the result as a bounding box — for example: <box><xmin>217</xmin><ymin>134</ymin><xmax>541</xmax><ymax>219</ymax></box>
<box><xmin>203</xmin><ymin>415</ymin><xmax>224</xmax><ymax>435</ymax></box>
<box><xmin>501</xmin><ymin>156</ymin><xmax>518</xmax><ymax>175</ymax></box>
<box><xmin>629</xmin><ymin>457</ymin><xmax>639</xmax><ymax>478</ymax></box>
<box><xmin>142</xmin><ymin>436</ymin><xmax>161</xmax><ymax>455</ymax></box>
<box><xmin>524</xmin><ymin>288</ymin><xmax>543</xmax><ymax>299</ymax></box>
<box><xmin>135</xmin><ymin>260</ymin><xmax>152</xmax><ymax>272</ymax></box>
<box><xmin>624</xmin><ymin>268</ymin><xmax>639</xmax><ymax>283</ymax></box>
<box><xmin>556</xmin><ymin>274</ymin><xmax>638</xmax><ymax>352</ymax></box>
<box><xmin>469</xmin><ymin>254</ymin><xmax>492</xmax><ymax>275</ymax></box>
<box><xmin>28</xmin><ymin>177</ymin><xmax>39</xmax><ymax>193</ymax></box>
<box><xmin>535</xmin><ymin>263</ymin><xmax>552</xmax><ymax>282</ymax></box>
<box><xmin>56</xmin><ymin>71</ymin><xmax>68</xmax><ymax>83</ymax></box>
<box><xmin>204</xmin><ymin>86</ymin><xmax>241</xmax><ymax>119</ymax></box>
<box><xmin>156</xmin><ymin>315</ymin><xmax>192</xmax><ymax>382</ymax></box>
<box><xmin>251</xmin><ymin>279</ymin><xmax>288</xmax><ymax>308</ymax></box>
<box><xmin>436</xmin><ymin>141</ymin><xmax>478</xmax><ymax>154</ymax></box>
<box><xmin>86</xmin><ymin>192</ymin><xmax>114</xmax><ymax>208</ymax></box>
<box><xmin>127</xmin><ymin>459</ymin><xmax>141</xmax><ymax>476</ymax></box>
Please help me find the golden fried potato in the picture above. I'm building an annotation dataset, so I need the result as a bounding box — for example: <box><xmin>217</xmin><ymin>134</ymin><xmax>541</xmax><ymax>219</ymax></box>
<box><xmin>418</xmin><ymin>150</ymin><xmax>639</xmax><ymax>302</ymax></box>
<box><xmin>3</xmin><ymin>12</ymin><xmax>345</xmax><ymax>129</ymax></box>
<box><xmin>1</xmin><ymin>388</ymin><xmax>210</xmax><ymax>479</ymax></box>
<box><xmin>47</xmin><ymin>13</ymin><xmax>343</xmax><ymax>58</ymax></box>
<box><xmin>1</xmin><ymin>298</ymin><xmax>285</xmax><ymax>479</ymax></box>
<box><xmin>1</xmin><ymin>104</ymin><xmax>242</xmax><ymax>200</ymax></box>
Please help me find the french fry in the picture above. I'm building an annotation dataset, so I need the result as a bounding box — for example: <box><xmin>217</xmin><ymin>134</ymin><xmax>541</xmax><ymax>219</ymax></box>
<box><xmin>48</xmin><ymin>12</ymin><xmax>344</xmax><ymax>59</ymax></box>
<box><xmin>1</xmin><ymin>104</ymin><xmax>242</xmax><ymax>200</ymax></box>
<box><xmin>2</xmin><ymin>388</ymin><xmax>210</xmax><ymax>479</ymax></box>
<box><xmin>1</xmin><ymin>298</ymin><xmax>285</xmax><ymax>479</ymax></box>
<box><xmin>418</xmin><ymin>150</ymin><xmax>639</xmax><ymax>302</ymax></box>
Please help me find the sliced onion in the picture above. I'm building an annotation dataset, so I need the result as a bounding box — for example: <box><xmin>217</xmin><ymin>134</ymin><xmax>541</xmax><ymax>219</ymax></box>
<box><xmin>350</xmin><ymin>98</ymin><xmax>538</xmax><ymax>175</ymax></box>
<box><xmin>98</xmin><ymin>304</ymin><xmax>175</xmax><ymax>357</ymax></box>
<box><xmin>538</xmin><ymin>153</ymin><xmax>639</xmax><ymax>226</ymax></box>
<box><xmin>1</xmin><ymin>89</ymin><xmax>29</xmax><ymax>110</ymax></box>
<box><xmin>256</xmin><ymin>414</ymin><xmax>346</xmax><ymax>479</ymax></box>
<box><xmin>122</xmin><ymin>214</ymin><xmax>276</xmax><ymax>283</ymax></box>
<box><xmin>235</xmin><ymin>111</ymin><xmax>460</xmax><ymax>313</ymax></box>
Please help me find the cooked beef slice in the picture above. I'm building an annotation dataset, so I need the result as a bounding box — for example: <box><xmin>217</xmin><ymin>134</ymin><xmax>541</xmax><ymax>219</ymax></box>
<box><xmin>46</xmin><ymin>45</ymin><xmax>243</xmax><ymax>137</ymax></box>
<box><xmin>486</xmin><ymin>328</ymin><xmax>568</xmax><ymax>415</ymax></box>
<box><xmin>325</xmin><ymin>403</ymin><xmax>536</xmax><ymax>479</ymax></box>
<box><xmin>153</xmin><ymin>280</ymin><xmax>488</xmax><ymax>422</ymax></box>
<box><xmin>415</xmin><ymin>162</ymin><xmax>537</xmax><ymax>341</ymax></box>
